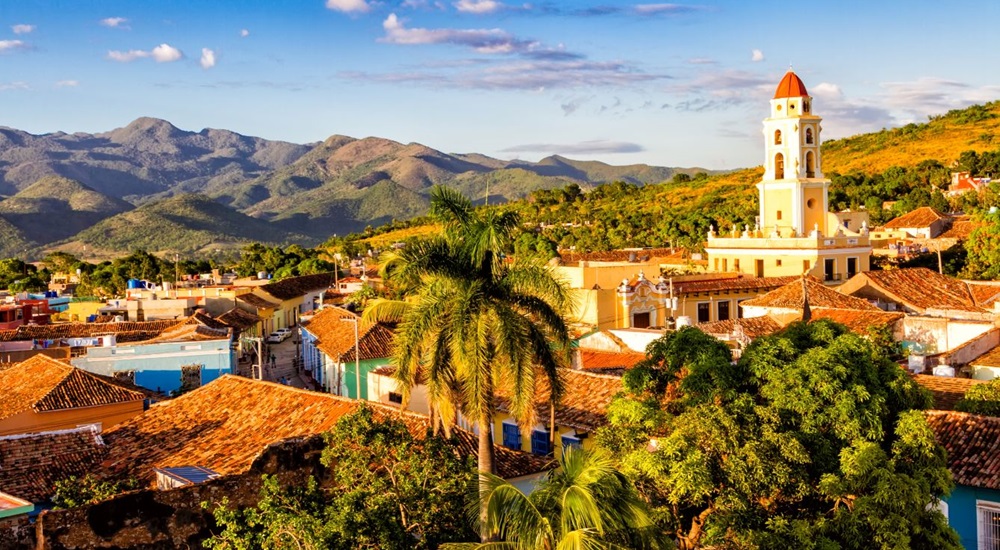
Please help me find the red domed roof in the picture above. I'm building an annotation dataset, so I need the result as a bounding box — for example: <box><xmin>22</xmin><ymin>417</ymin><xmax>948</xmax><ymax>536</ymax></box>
<box><xmin>773</xmin><ymin>71</ymin><xmax>808</xmax><ymax>99</ymax></box>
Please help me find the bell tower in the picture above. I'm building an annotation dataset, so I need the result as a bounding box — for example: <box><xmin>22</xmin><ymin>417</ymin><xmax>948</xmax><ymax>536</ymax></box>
<box><xmin>759</xmin><ymin>70</ymin><xmax>828</xmax><ymax>237</ymax></box>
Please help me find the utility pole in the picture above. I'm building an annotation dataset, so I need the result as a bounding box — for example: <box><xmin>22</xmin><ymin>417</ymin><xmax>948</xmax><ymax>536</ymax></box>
<box><xmin>341</xmin><ymin>317</ymin><xmax>361</xmax><ymax>400</ymax></box>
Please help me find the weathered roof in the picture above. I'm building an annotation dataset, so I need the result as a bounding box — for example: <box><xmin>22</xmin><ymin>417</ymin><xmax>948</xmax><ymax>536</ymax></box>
<box><xmin>216</xmin><ymin>307</ymin><xmax>262</xmax><ymax>330</ymax></box>
<box><xmin>807</xmin><ymin>309</ymin><xmax>905</xmax><ymax>334</ymax></box>
<box><xmin>0</xmin><ymin>319</ymin><xmax>181</xmax><ymax>342</ymax></box>
<box><xmin>496</xmin><ymin>368</ymin><xmax>623</xmax><ymax>432</ymax></box>
<box><xmin>673</xmin><ymin>275</ymin><xmax>799</xmax><ymax>294</ymax></box>
<box><xmin>0</xmin><ymin>426</ymin><xmax>107</xmax><ymax>502</ymax></box>
<box><xmin>849</xmin><ymin>268</ymin><xmax>984</xmax><ymax>313</ymax></box>
<box><xmin>577</xmin><ymin>350</ymin><xmax>646</xmax><ymax>373</ymax></box>
<box><xmin>972</xmin><ymin>345</ymin><xmax>1000</xmax><ymax>368</ymax></box>
<box><xmin>968</xmin><ymin>282</ymin><xmax>1000</xmax><ymax>309</ymax></box>
<box><xmin>99</xmin><ymin>375</ymin><xmax>549</xmax><ymax>483</ymax></box>
<box><xmin>0</xmin><ymin>355</ymin><xmax>146</xmax><ymax>420</ymax></box>
<box><xmin>882</xmin><ymin>207</ymin><xmax>948</xmax><ymax>230</ymax></box>
<box><xmin>698</xmin><ymin>316</ymin><xmax>784</xmax><ymax>340</ymax></box>
<box><xmin>742</xmin><ymin>277</ymin><xmax>880</xmax><ymax>311</ymax></box>
<box><xmin>302</xmin><ymin>307</ymin><xmax>394</xmax><ymax>362</ymax></box>
<box><xmin>939</xmin><ymin>216</ymin><xmax>982</xmax><ymax>240</ymax></box>
<box><xmin>912</xmin><ymin>375</ymin><xmax>986</xmax><ymax>411</ymax></box>
<box><xmin>130</xmin><ymin>323</ymin><xmax>231</xmax><ymax>345</ymax></box>
<box><xmin>259</xmin><ymin>273</ymin><xmax>335</xmax><ymax>301</ymax></box>
<box><xmin>925</xmin><ymin>410</ymin><xmax>1000</xmax><ymax>490</ymax></box>
<box><xmin>558</xmin><ymin>247</ymin><xmax>687</xmax><ymax>266</ymax></box>
<box><xmin>189</xmin><ymin>310</ymin><xmax>230</xmax><ymax>331</ymax></box>
<box><xmin>236</xmin><ymin>293</ymin><xmax>281</xmax><ymax>310</ymax></box>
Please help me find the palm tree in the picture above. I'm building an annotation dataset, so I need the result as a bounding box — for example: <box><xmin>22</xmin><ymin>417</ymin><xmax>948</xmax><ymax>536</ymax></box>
<box><xmin>443</xmin><ymin>447</ymin><xmax>666</xmax><ymax>550</ymax></box>
<box><xmin>365</xmin><ymin>186</ymin><xmax>572</xmax><ymax>527</ymax></box>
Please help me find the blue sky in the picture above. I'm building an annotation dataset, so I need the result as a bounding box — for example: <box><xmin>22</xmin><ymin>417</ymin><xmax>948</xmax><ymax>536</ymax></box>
<box><xmin>1</xmin><ymin>0</ymin><xmax>998</xmax><ymax>169</ymax></box>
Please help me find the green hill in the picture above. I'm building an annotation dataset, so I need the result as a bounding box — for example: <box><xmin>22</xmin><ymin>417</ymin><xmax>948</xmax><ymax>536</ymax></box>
<box><xmin>55</xmin><ymin>194</ymin><xmax>312</xmax><ymax>255</ymax></box>
<box><xmin>0</xmin><ymin>176</ymin><xmax>133</xmax><ymax>243</ymax></box>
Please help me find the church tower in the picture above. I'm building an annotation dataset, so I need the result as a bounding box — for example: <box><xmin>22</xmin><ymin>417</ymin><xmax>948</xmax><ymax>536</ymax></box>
<box><xmin>704</xmin><ymin>70</ymin><xmax>871</xmax><ymax>282</ymax></box>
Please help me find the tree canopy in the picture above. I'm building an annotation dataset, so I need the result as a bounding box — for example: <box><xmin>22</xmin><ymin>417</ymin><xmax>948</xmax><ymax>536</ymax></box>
<box><xmin>597</xmin><ymin>323</ymin><xmax>960</xmax><ymax>550</ymax></box>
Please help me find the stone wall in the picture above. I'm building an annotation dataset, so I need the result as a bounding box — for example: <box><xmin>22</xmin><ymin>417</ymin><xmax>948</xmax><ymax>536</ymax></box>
<box><xmin>1</xmin><ymin>435</ymin><xmax>327</xmax><ymax>550</ymax></box>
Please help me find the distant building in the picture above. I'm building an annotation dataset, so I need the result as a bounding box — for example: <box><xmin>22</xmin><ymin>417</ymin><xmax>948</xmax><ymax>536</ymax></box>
<box><xmin>947</xmin><ymin>171</ymin><xmax>990</xmax><ymax>196</ymax></box>
<box><xmin>299</xmin><ymin>306</ymin><xmax>394</xmax><ymax>398</ymax></box>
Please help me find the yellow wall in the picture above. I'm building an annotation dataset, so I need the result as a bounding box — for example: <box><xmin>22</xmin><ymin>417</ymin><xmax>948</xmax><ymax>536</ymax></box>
<box><xmin>492</xmin><ymin>412</ymin><xmax>595</xmax><ymax>461</ymax></box>
<box><xmin>760</xmin><ymin>187</ymin><xmax>793</xmax><ymax>230</ymax></box>
<box><xmin>63</xmin><ymin>301</ymin><xmax>104</xmax><ymax>323</ymax></box>
<box><xmin>0</xmin><ymin>400</ymin><xmax>144</xmax><ymax>436</ymax></box>
<box><xmin>803</xmin><ymin>187</ymin><xmax>826</xmax><ymax>232</ymax></box>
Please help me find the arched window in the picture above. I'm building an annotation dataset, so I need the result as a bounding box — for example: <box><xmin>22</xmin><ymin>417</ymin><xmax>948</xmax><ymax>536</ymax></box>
<box><xmin>774</xmin><ymin>129</ymin><xmax>782</xmax><ymax>145</ymax></box>
<box><xmin>806</xmin><ymin>151</ymin><xmax>815</xmax><ymax>178</ymax></box>
<box><xmin>803</xmin><ymin>100</ymin><xmax>811</xmax><ymax>113</ymax></box>
<box><xmin>805</xmin><ymin>127</ymin><xmax>814</xmax><ymax>144</ymax></box>
<box><xmin>775</xmin><ymin>153</ymin><xmax>784</xmax><ymax>179</ymax></box>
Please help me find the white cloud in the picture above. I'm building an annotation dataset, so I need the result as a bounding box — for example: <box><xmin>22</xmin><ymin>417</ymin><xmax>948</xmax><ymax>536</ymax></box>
<box><xmin>751</xmin><ymin>49</ymin><xmax>764</xmax><ymax>62</ymax></box>
<box><xmin>200</xmin><ymin>48</ymin><xmax>216</xmax><ymax>69</ymax></box>
<box><xmin>107</xmin><ymin>44</ymin><xmax>183</xmax><ymax>63</ymax></box>
<box><xmin>55</xmin><ymin>80</ymin><xmax>79</xmax><ymax>87</ymax></box>
<box><xmin>0</xmin><ymin>40</ymin><xmax>27</xmax><ymax>53</ymax></box>
<box><xmin>811</xmin><ymin>82</ymin><xmax>843</xmax><ymax>100</ymax></box>
<box><xmin>11</xmin><ymin>24</ymin><xmax>35</xmax><ymax>35</ymax></box>
<box><xmin>325</xmin><ymin>0</ymin><xmax>370</xmax><ymax>13</ymax></box>
<box><xmin>502</xmin><ymin>140</ymin><xmax>645</xmax><ymax>154</ymax></box>
<box><xmin>240</xmin><ymin>29</ymin><xmax>250</xmax><ymax>37</ymax></box>
<box><xmin>382</xmin><ymin>13</ymin><xmax>538</xmax><ymax>54</ymax></box>
<box><xmin>151</xmin><ymin>43</ymin><xmax>183</xmax><ymax>62</ymax></box>
<box><xmin>633</xmin><ymin>4</ymin><xmax>702</xmax><ymax>15</ymax></box>
<box><xmin>100</xmin><ymin>17</ymin><xmax>129</xmax><ymax>28</ymax></box>
<box><xmin>454</xmin><ymin>0</ymin><xmax>503</xmax><ymax>13</ymax></box>
<box><xmin>0</xmin><ymin>82</ymin><xmax>29</xmax><ymax>91</ymax></box>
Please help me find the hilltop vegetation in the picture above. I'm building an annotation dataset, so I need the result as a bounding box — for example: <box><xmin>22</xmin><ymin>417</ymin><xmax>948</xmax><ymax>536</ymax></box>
<box><xmin>0</xmin><ymin>176</ymin><xmax>132</xmax><ymax>243</ymax></box>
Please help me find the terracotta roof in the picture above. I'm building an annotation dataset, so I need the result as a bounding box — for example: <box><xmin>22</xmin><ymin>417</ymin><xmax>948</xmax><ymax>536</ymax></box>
<box><xmin>259</xmin><ymin>273</ymin><xmax>335</xmax><ymax>301</ymax></box>
<box><xmin>925</xmin><ymin>410</ymin><xmax>1000</xmax><ymax>490</ymax></box>
<box><xmin>496</xmin><ymin>368</ymin><xmax>623</xmax><ymax>432</ymax></box>
<box><xmin>773</xmin><ymin>70</ymin><xmax>808</xmax><ymax>99</ymax></box>
<box><xmin>673</xmin><ymin>275</ymin><xmax>799</xmax><ymax>294</ymax></box>
<box><xmin>0</xmin><ymin>355</ymin><xmax>146</xmax><ymax>420</ymax></box>
<box><xmin>883</xmin><ymin>207</ymin><xmax>947</xmax><ymax>230</ymax></box>
<box><xmin>851</xmin><ymin>268</ymin><xmax>984</xmax><ymax>313</ymax></box>
<box><xmin>968</xmin><ymin>282</ymin><xmax>1000</xmax><ymax>308</ymax></box>
<box><xmin>558</xmin><ymin>247</ymin><xmax>687</xmax><ymax>266</ymax></box>
<box><xmin>0</xmin><ymin>319</ymin><xmax>181</xmax><ymax>342</ymax></box>
<box><xmin>99</xmin><ymin>375</ymin><xmax>549</xmax><ymax>483</ymax></box>
<box><xmin>742</xmin><ymin>277</ymin><xmax>880</xmax><ymax>311</ymax></box>
<box><xmin>938</xmin><ymin>217</ymin><xmax>982</xmax><ymax>240</ymax></box>
<box><xmin>0</xmin><ymin>426</ymin><xmax>107</xmax><ymax>502</ymax></box>
<box><xmin>129</xmin><ymin>323</ymin><xmax>231</xmax><ymax>345</ymax></box>
<box><xmin>698</xmin><ymin>316</ymin><xmax>783</xmax><ymax>340</ymax></box>
<box><xmin>189</xmin><ymin>310</ymin><xmax>229</xmax><ymax>330</ymax></box>
<box><xmin>216</xmin><ymin>307</ymin><xmax>262</xmax><ymax>330</ymax></box>
<box><xmin>236</xmin><ymin>293</ymin><xmax>280</xmax><ymax>310</ymax></box>
<box><xmin>808</xmin><ymin>309</ymin><xmax>904</xmax><ymax>334</ymax></box>
<box><xmin>972</xmin><ymin>345</ymin><xmax>1000</xmax><ymax>368</ymax></box>
<box><xmin>578</xmin><ymin>350</ymin><xmax>646</xmax><ymax>373</ymax></box>
<box><xmin>302</xmin><ymin>307</ymin><xmax>395</xmax><ymax>361</ymax></box>
<box><xmin>912</xmin><ymin>375</ymin><xmax>986</xmax><ymax>411</ymax></box>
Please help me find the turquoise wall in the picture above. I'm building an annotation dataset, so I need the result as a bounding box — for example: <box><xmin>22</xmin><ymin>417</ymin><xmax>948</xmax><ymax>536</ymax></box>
<box><xmin>343</xmin><ymin>358</ymin><xmax>390</xmax><ymax>400</ymax></box>
<box><xmin>73</xmin><ymin>340</ymin><xmax>234</xmax><ymax>394</ymax></box>
<box><xmin>946</xmin><ymin>484</ymin><xmax>1000</xmax><ymax>549</ymax></box>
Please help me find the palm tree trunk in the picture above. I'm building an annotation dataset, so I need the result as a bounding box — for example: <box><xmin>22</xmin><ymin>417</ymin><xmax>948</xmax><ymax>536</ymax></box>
<box><xmin>478</xmin><ymin>414</ymin><xmax>496</xmax><ymax>542</ymax></box>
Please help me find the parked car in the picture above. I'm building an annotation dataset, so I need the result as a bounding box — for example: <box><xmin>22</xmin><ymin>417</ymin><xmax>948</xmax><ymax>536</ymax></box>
<box><xmin>275</xmin><ymin>328</ymin><xmax>294</xmax><ymax>340</ymax></box>
<box><xmin>266</xmin><ymin>332</ymin><xmax>284</xmax><ymax>344</ymax></box>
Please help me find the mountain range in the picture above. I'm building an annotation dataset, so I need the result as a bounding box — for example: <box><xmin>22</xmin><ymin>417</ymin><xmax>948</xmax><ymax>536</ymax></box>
<box><xmin>0</xmin><ymin>118</ymin><xmax>702</xmax><ymax>258</ymax></box>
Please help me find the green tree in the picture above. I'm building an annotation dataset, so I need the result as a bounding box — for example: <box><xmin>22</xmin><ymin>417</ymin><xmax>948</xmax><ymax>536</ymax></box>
<box><xmin>955</xmin><ymin>379</ymin><xmax>1000</xmax><ymax>416</ymax></box>
<box><xmin>52</xmin><ymin>474</ymin><xmax>139</xmax><ymax>509</ymax></box>
<box><xmin>597</xmin><ymin>323</ymin><xmax>959</xmax><ymax>550</ymax></box>
<box><xmin>366</xmin><ymin>186</ymin><xmax>572</xmax><ymax>538</ymax></box>
<box><xmin>205</xmin><ymin>405</ymin><xmax>476</xmax><ymax>549</ymax></box>
<box><xmin>961</xmin><ymin>210</ymin><xmax>1000</xmax><ymax>280</ymax></box>
<box><xmin>444</xmin><ymin>448</ymin><xmax>665</xmax><ymax>550</ymax></box>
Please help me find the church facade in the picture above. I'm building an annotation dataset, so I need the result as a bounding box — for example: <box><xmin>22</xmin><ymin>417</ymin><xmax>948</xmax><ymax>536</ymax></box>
<box><xmin>704</xmin><ymin>70</ymin><xmax>872</xmax><ymax>283</ymax></box>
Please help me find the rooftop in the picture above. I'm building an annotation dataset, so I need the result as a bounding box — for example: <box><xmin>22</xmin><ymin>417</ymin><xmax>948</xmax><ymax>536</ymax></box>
<box><xmin>741</xmin><ymin>277</ymin><xmax>880</xmax><ymax>311</ymax></box>
<box><xmin>0</xmin><ymin>426</ymin><xmax>107</xmax><ymax>502</ymax></box>
<box><xmin>912</xmin><ymin>375</ymin><xmax>985</xmax><ymax>411</ymax></box>
<box><xmin>558</xmin><ymin>247</ymin><xmax>687</xmax><ymax>266</ymax></box>
<box><xmin>0</xmin><ymin>319</ymin><xmax>181</xmax><ymax>343</ymax></box>
<box><xmin>773</xmin><ymin>70</ymin><xmax>808</xmax><ymax>99</ymax></box>
<box><xmin>972</xmin><ymin>345</ymin><xmax>1000</xmax><ymax>368</ymax></box>
<box><xmin>0</xmin><ymin>355</ymin><xmax>146</xmax><ymax>421</ymax></box>
<box><xmin>925</xmin><ymin>410</ymin><xmax>1000</xmax><ymax>490</ymax></box>
<box><xmin>845</xmin><ymin>268</ymin><xmax>985</xmax><ymax>313</ymax></box>
<box><xmin>259</xmin><ymin>273</ymin><xmax>335</xmax><ymax>301</ymax></box>
<box><xmin>496</xmin><ymin>368</ymin><xmax>623</xmax><ymax>432</ymax></box>
<box><xmin>672</xmin><ymin>275</ymin><xmax>799</xmax><ymax>294</ymax></box>
<box><xmin>698</xmin><ymin>316</ymin><xmax>783</xmax><ymax>340</ymax></box>
<box><xmin>99</xmin><ymin>375</ymin><xmax>549</xmax><ymax>483</ymax></box>
<box><xmin>216</xmin><ymin>307</ymin><xmax>262</xmax><ymax>330</ymax></box>
<box><xmin>882</xmin><ymin>207</ymin><xmax>948</xmax><ymax>230</ymax></box>
<box><xmin>577</xmin><ymin>349</ymin><xmax>646</xmax><ymax>374</ymax></box>
<box><xmin>236</xmin><ymin>293</ymin><xmax>281</xmax><ymax>310</ymax></box>
<box><xmin>807</xmin><ymin>309</ymin><xmax>905</xmax><ymax>334</ymax></box>
<box><xmin>302</xmin><ymin>306</ymin><xmax>394</xmax><ymax>361</ymax></box>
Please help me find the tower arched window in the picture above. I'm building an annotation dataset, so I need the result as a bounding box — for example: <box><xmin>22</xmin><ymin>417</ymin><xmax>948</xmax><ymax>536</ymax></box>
<box><xmin>775</xmin><ymin>153</ymin><xmax>785</xmax><ymax>179</ymax></box>
<box><xmin>805</xmin><ymin>127</ymin><xmax>814</xmax><ymax>144</ymax></box>
<box><xmin>806</xmin><ymin>151</ymin><xmax>815</xmax><ymax>178</ymax></box>
<box><xmin>774</xmin><ymin>130</ymin><xmax>782</xmax><ymax>145</ymax></box>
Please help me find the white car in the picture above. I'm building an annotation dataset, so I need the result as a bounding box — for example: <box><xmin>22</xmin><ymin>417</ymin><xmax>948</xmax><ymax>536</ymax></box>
<box><xmin>275</xmin><ymin>328</ymin><xmax>294</xmax><ymax>340</ymax></box>
<box><xmin>266</xmin><ymin>332</ymin><xmax>284</xmax><ymax>344</ymax></box>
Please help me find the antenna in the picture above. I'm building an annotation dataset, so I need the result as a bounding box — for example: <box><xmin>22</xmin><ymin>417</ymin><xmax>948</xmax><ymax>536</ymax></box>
<box><xmin>485</xmin><ymin>180</ymin><xmax>490</xmax><ymax>206</ymax></box>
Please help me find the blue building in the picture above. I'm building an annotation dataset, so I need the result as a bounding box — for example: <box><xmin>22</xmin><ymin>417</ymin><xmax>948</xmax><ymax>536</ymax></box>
<box><xmin>926</xmin><ymin>410</ymin><xmax>1000</xmax><ymax>549</ymax></box>
<box><xmin>299</xmin><ymin>306</ymin><xmax>394</xmax><ymax>399</ymax></box>
<box><xmin>72</xmin><ymin>325</ymin><xmax>235</xmax><ymax>395</ymax></box>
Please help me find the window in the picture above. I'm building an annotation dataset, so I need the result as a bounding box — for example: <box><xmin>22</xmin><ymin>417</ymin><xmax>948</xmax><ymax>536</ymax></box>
<box><xmin>807</xmin><ymin>198</ymin><xmax>816</xmax><ymax>209</ymax></box>
<box><xmin>803</xmin><ymin>100</ymin><xmax>810</xmax><ymax>113</ymax></box>
<box><xmin>978</xmin><ymin>500</ymin><xmax>1000</xmax><ymax>549</ymax></box>
<box><xmin>697</xmin><ymin>302</ymin><xmax>711</xmax><ymax>323</ymax></box>
<box><xmin>531</xmin><ymin>429</ymin><xmax>551</xmax><ymax>456</ymax></box>
<box><xmin>502</xmin><ymin>421</ymin><xmax>521</xmax><ymax>450</ymax></box>
<box><xmin>824</xmin><ymin>258</ymin><xmax>836</xmax><ymax>282</ymax></box>
<box><xmin>776</xmin><ymin>259</ymin><xmax>783</xmax><ymax>267</ymax></box>
<box><xmin>755</xmin><ymin>259</ymin><xmax>765</xmax><ymax>278</ymax></box>
<box><xmin>561</xmin><ymin>434</ymin><xmax>583</xmax><ymax>452</ymax></box>
<box><xmin>722</xmin><ymin>259</ymin><xmax>728</xmax><ymax>272</ymax></box>
<box><xmin>774</xmin><ymin>129</ymin><xmax>782</xmax><ymax>145</ymax></box>
<box><xmin>777</xmin><ymin>210</ymin><xmax>783</xmax><ymax>221</ymax></box>
<box><xmin>388</xmin><ymin>392</ymin><xmax>403</xmax><ymax>404</ymax></box>
<box><xmin>734</xmin><ymin>259</ymin><xmax>740</xmax><ymax>271</ymax></box>
<box><xmin>806</xmin><ymin>151</ymin><xmax>815</xmax><ymax>178</ymax></box>
<box><xmin>180</xmin><ymin>364</ymin><xmax>203</xmax><ymax>393</ymax></box>
<box><xmin>717</xmin><ymin>301</ymin><xmax>730</xmax><ymax>321</ymax></box>
<box><xmin>805</xmin><ymin>127</ymin><xmax>814</xmax><ymax>144</ymax></box>
<box><xmin>847</xmin><ymin>257</ymin><xmax>858</xmax><ymax>279</ymax></box>
<box><xmin>632</xmin><ymin>311</ymin><xmax>651</xmax><ymax>329</ymax></box>
<box><xmin>775</xmin><ymin>153</ymin><xmax>785</xmax><ymax>179</ymax></box>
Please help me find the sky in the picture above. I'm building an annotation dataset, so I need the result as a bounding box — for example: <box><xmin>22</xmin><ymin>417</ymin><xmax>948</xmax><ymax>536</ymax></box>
<box><xmin>1</xmin><ymin>0</ymin><xmax>998</xmax><ymax>170</ymax></box>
